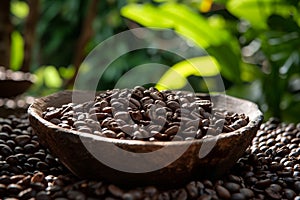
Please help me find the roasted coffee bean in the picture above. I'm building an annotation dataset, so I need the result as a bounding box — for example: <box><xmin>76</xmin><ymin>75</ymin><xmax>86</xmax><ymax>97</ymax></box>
<box><xmin>216</xmin><ymin>185</ymin><xmax>231</xmax><ymax>199</ymax></box>
<box><xmin>44</xmin><ymin>109</ymin><xmax>61</xmax><ymax>120</ymax></box>
<box><xmin>165</xmin><ymin>125</ymin><xmax>179</xmax><ymax>136</ymax></box>
<box><xmin>102</xmin><ymin>130</ymin><xmax>116</xmax><ymax>138</ymax></box>
<box><xmin>7</xmin><ymin>183</ymin><xmax>23</xmax><ymax>194</ymax></box>
<box><xmin>231</xmin><ymin>193</ymin><xmax>246</xmax><ymax>200</ymax></box>
<box><xmin>283</xmin><ymin>188</ymin><xmax>296</xmax><ymax>199</ymax></box>
<box><xmin>108</xmin><ymin>184</ymin><xmax>123</xmax><ymax>197</ymax></box>
<box><xmin>0</xmin><ymin>144</ymin><xmax>13</xmax><ymax>156</ymax></box>
<box><xmin>0</xmin><ymin>132</ymin><xmax>9</xmax><ymax>140</ymax></box>
<box><xmin>239</xmin><ymin>188</ymin><xmax>254</xmax><ymax>199</ymax></box>
<box><xmin>224</xmin><ymin>182</ymin><xmax>241</xmax><ymax>193</ymax></box>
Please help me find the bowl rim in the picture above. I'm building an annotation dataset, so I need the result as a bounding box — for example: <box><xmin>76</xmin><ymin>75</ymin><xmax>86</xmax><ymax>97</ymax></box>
<box><xmin>28</xmin><ymin>90</ymin><xmax>264</xmax><ymax>147</ymax></box>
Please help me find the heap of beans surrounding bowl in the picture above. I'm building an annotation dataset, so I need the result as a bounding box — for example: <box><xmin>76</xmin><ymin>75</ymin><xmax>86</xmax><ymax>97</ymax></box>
<box><xmin>42</xmin><ymin>86</ymin><xmax>249</xmax><ymax>141</ymax></box>
<box><xmin>0</xmin><ymin>113</ymin><xmax>299</xmax><ymax>199</ymax></box>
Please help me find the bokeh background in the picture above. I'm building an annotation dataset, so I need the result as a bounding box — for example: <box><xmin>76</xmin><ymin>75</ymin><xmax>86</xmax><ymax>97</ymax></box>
<box><xmin>1</xmin><ymin>0</ymin><xmax>300</xmax><ymax>122</ymax></box>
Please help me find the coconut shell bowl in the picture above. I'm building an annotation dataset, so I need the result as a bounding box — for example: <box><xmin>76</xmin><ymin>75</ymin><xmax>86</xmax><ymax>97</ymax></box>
<box><xmin>28</xmin><ymin>90</ymin><xmax>263</xmax><ymax>188</ymax></box>
<box><xmin>0</xmin><ymin>66</ymin><xmax>35</xmax><ymax>98</ymax></box>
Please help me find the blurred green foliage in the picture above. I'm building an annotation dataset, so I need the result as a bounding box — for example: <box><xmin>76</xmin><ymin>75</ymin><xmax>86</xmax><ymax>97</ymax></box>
<box><xmin>122</xmin><ymin>0</ymin><xmax>300</xmax><ymax>122</ymax></box>
<box><xmin>8</xmin><ymin>0</ymin><xmax>300</xmax><ymax>122</ymax></box>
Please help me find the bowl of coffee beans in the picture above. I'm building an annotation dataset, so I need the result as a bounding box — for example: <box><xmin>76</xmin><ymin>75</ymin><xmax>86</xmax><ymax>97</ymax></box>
<box><xmin>28</xmin><ymin>87</ymin><xmax>263</xmax><ymax>187</ymax></box>
<box><xmin>0</xmin><ymin>66</ymin><xmax>35</xmax><ymax>98</ymax></box>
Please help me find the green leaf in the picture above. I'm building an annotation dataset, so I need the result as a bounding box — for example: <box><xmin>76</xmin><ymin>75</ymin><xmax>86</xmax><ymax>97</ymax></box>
<box><xmin>10</xmin><ymin>31</ymin><xmax>24</xmax><ymax>71</ymax></box>
<box><xmin>59</xmin><ymin>66</ymin><xmax>75</xmax><ymax>79</ymax></box>
<box><xmin>240</xmin><ymin>62</ymin><xmax>262</xmax><ymax>82</ymax></box>
<box><xmin>227</xmin><ymin>0</ymin><xmax>292</xmax><ymax>29</ymax></box>
<box><xmin>121</xmin><ymin>3</ymin><xmax>231</xmax><ymax>48</ymax></box>
<box><xmin>11</xmin><ymin>0</ymin><xmax>29</xmax><ymax>19</ymax></box>
<box><xmin>207</xmin><ymin>44</ymin><xmax>241</xmax><ymax>83</ymax></box>
<box><xmin>122</xmin><ymin>3</ymin><xmax>242</xmax><ymax>83</ymax></box>
<box><xmin>121</xmin><ymin>4</ymin><xmax>174</xmax><ymax>28</ymax></box>
<box><xmin>43</xmin><ymin>66</ymin><xmax>63</xmax><ymax>88</ymax></box>
<box><xmin>156</xmin><ymin>56</ymin><xmax>221</xmax><ymax>90</ymax></box>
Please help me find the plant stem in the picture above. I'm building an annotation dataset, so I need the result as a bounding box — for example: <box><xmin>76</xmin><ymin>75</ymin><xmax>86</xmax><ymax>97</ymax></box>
<box><xmin>64</xmin><ymin>0</ymin><xmax>99</xmax><ymax>88</ymax></box>
<box><xmin>0</xmin><ymin>0</ymin><xmax>12</xmax><ymax>68</ymax></box>
<box><xmin>21</xmin><ymin>0</ymin><xmax>40</xmax><ymax>72</ymax></box>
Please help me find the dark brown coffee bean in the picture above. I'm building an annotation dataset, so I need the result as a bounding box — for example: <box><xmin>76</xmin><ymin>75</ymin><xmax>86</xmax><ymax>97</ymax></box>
<box><xmin>49</xmin><ymin>118</ymin><xmax>61</xmax><ymax>125</ymax></box>
<box><xmin>78</xmin><ymin>127</ymin><xmax>92</xmax><ymax>134</ymax></box>
<box><xmin>0</xmin><ymin>144</ymin><xmax>13</xmax><ymax>156</ymax></box>
<box><xmin>198</xmin><ymin>194</ymin><xmax>212</xmax><ymax>200</ymax></box>
<box><xmin>7</xmin><ymin>183</ymin><xmax>23</xmax><ymax>194</ymax></box>
<box><xmin>6</xmin><ymin>155</ymin><xmax>19</xmax><ymax>165</ymax></box>
<box><xmin>255</xmin><ymin>179</ymin><xmax>271</xmax><ymax>189</ymax></box>
<box><xmin>0</xmin><ymin>132</ymin><xmax>9</xmax><ymax>140</ymax></box>
<box><xmin>203</xmin><ymin>180</ymin><xmax>213</xmax><ymax>188</ymax></box>
<box><xmin>130</xmin><ymin>98</ymin><xmax>141</xmax><ymax>109</ymax></box>
<box><xmin>44</xmin><ymin>109</ymin><xmax>61</xmax><ymax>120</ymax></box>
<box><xmin>224</xmin><ymin>182</ymin><xmax>240</xmax><ymax>193</ymax></box>
<box><xmin>96</xmin><ymin>100</ymin><xmax>109</xmax><ymax>110</ymax></box>
<box><xmin>294</xmin><ymin>181</ymin><xmax>300</xmax><ymax>192</ymax></box>
<box><xmin>141</xmin><ymin>96</ymin><xmax>153</xmax><ymax>105</ymax></box>
<box><xmin>132</xmin><ymin>88</ymin><xmax>144</xmax><ymax>99</ymax></box>
<box><xmin>102</xmin><ymin>107</ymin><xmax>113</xmax><ymax>114</ymax></box>
<box><xmin>216</xmin><ymin>185</ymin><xmax>230</xmax><ymax>199</ymax></box>
<box><xmin>102</xmin><ymin>130</ymin><xmax>116</xmax><ymax>138</ymax></box>
<box><xmin>231</xmin><ymin>193</ymin><xmax>245</xmax><ymax>200</ymax></box>
<box><xmin>229</xmin><ymin>123</ymin><xmax>241</xmax><ymax>130</ymax></box>
<box><xmin>167</xmin><ymin>101</ymin><xmax>180</xmax><ymax>111</ymax></box>
<box><xmin>18</xmin><ymin>188</ymin><xmax>36</xmax><ymax>199</ymax></box>
<box><xmin>31</xmin><ymin>172</ymin><xmax>44</xmax><ymax>183</ymax></box>
<box><xmin>108</xmin><ymin>184</ymin><xmax>123</xmax><ymax>197</ymax></box>
<box><xmin>283</xmin><ymin>188</ymin><xmax>296</xmax><ymax>200</ymax></box>
<box><xmin>0</xmin><ymin>183</ymin><xmax>6</xmax><ymax>196</ymax></box>
<box><xmin>36</xmin><ymin>190</ymin><xmax>50</xmax><ymax>200</ymax></box>
<box><xmin>202</xmin><ymin>119</ymin><xmax>210</xmax><ymax>127</ymax></box>
<box><xmin>185</xmin><ymin>182</ymin><xmax>198</xmax><ymax>198</ymax></box>
<box><xmin>150</xmin><ymin>91</ymin><xmax>163</xmax><ymax>101</ymax></box>
<box><xmin>114</xmin><ymin>112</ymin><xmax>129</xmax><ymax>121</ymax></box>
<box><xmin>165</xmin><ymin>125</ymin><xmax>179</xmax><ymax>136</ymax></box>
<box><xmin>195</xmin><ymin>100</ymin><xmax>211</xmax><ymax>110</ymax></box>
<box><xmin>265</xmin><ymin>186</ymin><xmax>282</xmax><ymax>199</ymax></box>
<box><xmin>130</xmin><ymin>111</ymin><xmax>143</xmax><ymax>122</ymax></box>
<box><xmin>120</xmin><ymin>125</ymin><xmax>134</xmax><ymax>134</ymax></box>
<box><xmin>67</xmin><ymin>190</ymin><xmax>86</xmax><ymax>199</ymax></box>
<box><xmin>153</xmin><ymin>132</ymin><xmax>168</xmax><ymax>141</ymax></box>
<box><xmin>142</xmin><ymin>186</ymin><xmax>157</xmax><ymax>197</ymax></box>
<box><xmin>239</xmin><ymin>188</ymin><xmax>254</xmax><ymax>199</ymax></box>
<box><xmin>36</xmin><ymin>161</ymin><xmax>49</xmax><ymax>171</ymax></box>
<box><xmin>132</xmin><ymin>131</ymin><xmax>144</xmax><ymax>140</ymax></box>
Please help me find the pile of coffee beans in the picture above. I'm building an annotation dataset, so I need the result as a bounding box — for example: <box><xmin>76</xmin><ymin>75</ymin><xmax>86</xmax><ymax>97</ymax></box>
<box><xmin>43</xmin><ymin>87</ymin><xmax>249</xmax><ymax>141</ymax></box>
<box><xmin>0</xmin><ymin>113</ymin><xmax>299</xmax><ymax>199</ymax></box>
